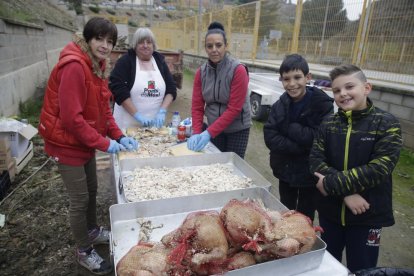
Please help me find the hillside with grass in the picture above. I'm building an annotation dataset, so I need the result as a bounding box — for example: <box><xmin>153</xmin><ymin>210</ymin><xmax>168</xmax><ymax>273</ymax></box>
<box><xmin>0</xmin><ymin>0</ymin><xmax>77</xmax><ymax>30</ymax></box>
<box><xmin>82</xmin><ymin>2</ymin><xmax>190</xmax><ymax>28</ymax></box>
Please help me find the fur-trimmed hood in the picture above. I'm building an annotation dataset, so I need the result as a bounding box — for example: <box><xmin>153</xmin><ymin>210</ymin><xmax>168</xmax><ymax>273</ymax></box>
<box><xmin>59</xmin><ymin>34</ymin><xmax>111</xmax><ymax>79</ymax></box>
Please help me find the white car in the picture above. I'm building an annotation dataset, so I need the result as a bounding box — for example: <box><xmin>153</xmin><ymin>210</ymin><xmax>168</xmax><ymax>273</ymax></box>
<box><xmin>248</xmin><ymin>73</ymin><xmax>335</xmax><ymax>121</ymax></box>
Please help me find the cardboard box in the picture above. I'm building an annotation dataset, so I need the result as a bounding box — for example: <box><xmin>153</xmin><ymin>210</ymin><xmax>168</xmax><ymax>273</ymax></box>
<box><xmin>0</xmin><ymin>119</ymin><xmax>38</xmax><ymax>158</ymax></box>
<box><xmin>0</xmin><ymin>149</ymin><xmax>12</xmax><ymax>170</ymax></box>
<box><xmin>14</xmin><ymin>141</ymin><xmax>34</xmax><ymax>175</ymax></box>
<box><xmin>0</xmin><ymin>138</ymin><xmax>13</xmax><ymax>171</ymax></box>
<box><xmin>2</xmin><ymin>158</ymin><xmax>16</xmax><ymax>182</ymax></box>
<box><xmin>0</xmin><ymin>137</ymin><xmax>10</xmax><ymax>152</ymax></box>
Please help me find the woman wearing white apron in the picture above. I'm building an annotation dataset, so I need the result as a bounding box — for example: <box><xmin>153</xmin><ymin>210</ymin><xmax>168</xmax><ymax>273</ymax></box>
<box><xmin>110</xmin><ymin>28</ymin><xmax>177</xmax><ymax>129</ymax></box>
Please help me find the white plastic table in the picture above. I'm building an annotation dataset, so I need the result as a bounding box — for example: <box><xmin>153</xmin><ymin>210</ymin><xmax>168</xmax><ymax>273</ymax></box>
<box><xmin>296</xmin><ymin>251</ymin><xmax>349</xmax><ymax>275</ymax></box>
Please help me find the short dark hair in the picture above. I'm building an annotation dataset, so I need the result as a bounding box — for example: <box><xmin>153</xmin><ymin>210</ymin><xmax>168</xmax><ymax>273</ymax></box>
<box><xmin>329</xmin><ymin>64</ymin><xmax>367</xmax><ymax>82</ymax></box>
<box><xmin>205</xmin><ymin>21</ymin><xmax>227</xmax><ymax>45</ymax></box>
<box><xmin>83</xmin><ymin>17</ymin><xmax>118</xmax><ymax>46</ymax></box>
<box><xmin>279</xmin><ymin>54</ymin><xmax>309</xmax><ymax>75</ymax></box>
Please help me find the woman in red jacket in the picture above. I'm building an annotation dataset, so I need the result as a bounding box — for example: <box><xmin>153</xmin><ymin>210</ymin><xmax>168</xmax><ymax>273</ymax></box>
<box><xmin>38</xmin><ymin>17</ymin><xmax>138</xmax><ymax>275</ymax></box>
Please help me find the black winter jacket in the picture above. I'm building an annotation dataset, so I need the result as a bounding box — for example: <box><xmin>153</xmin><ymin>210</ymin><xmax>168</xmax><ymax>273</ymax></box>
<box><xmin>109</xmin><ymin>49</ymin><xmax>177</xmax><ymax>105</ymax></box>
<box><xmin>309</xmin><ymin>99</ymin><xmax>402</xmax><ymax>227</ymax></box>
<box><xmin>263</xmin><ymin>86</ymin><xmax>334</xmax><ymax>187</ymax></box>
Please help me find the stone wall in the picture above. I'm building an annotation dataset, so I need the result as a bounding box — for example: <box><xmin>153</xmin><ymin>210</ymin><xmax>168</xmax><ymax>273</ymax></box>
<box><xmin>183</xmin><ymin>53</ymin><xmax>414</xmax><ymax>149</ymax></box>
<box><xmin>0</xmin><ymin>18</ymin><xmax>74</xmax><ymax>117</ymax></box>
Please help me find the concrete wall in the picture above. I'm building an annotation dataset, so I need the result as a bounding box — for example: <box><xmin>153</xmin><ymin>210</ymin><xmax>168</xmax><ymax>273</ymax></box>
<box><xmin>183</xmin><ymin>53</ymin><xmax>207</xmax><ymax>73</ymax></box>
<box><xmin>183</xmin><ymin>53</ymin><xmax>414</xmax><ymax>149</ymax></box>
<box><xmin>0</xmin><ymin>18</ymin><xmax>73</xmax><ymax>117</ymax></box>
<box><xmin>369</xmin><ymin>90</ymin><xmax>414</xmax><ymax>149</ymax></box>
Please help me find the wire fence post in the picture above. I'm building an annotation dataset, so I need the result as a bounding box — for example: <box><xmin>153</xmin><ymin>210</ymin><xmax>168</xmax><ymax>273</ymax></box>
<box><xmin>352</xmin><ymin>0</ymin><xmax>370</xmax><ymax>66</ymax></box>
<box><xmin>251</xmin><ymin>1</ymin><xmax>261</xmax><ymax>61</ymax></box>
<box><xmin>227</xmin><ymin>8</ymin><xmax>233</xmax><ymax>48</ymax></box>
<box><xmin>360</xmin><ymin>0</ymin><xmax>375</xmax><ymax>67</ymax></box>
<box><xmin>197</xmin><ymin>0</ymin><xmax>201</xmax><ymax>55</ymax></box>
<box><xmin>318</xmin><ymin>0</ymin><xmax>330</xmax><ymax>62</ymax></box>
<box><xmin>291</xmin><ymin>0</ymin><xmax>303</xmax><ymax>53</ymax></box>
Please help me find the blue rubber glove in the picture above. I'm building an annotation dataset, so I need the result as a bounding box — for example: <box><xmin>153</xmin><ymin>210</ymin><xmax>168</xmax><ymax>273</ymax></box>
<box><xmin>154</xmin><ymin>108</ymin><xmax>167</xmax><ymax>128</ymax></box>
<box><xmin>187</xmin><ymin>134</ymin><xmax>201</xmax><ymax>151</ymax></box>
<box><xmin>133</xmin><ymin>112</ymin><xmax>153</xmax><ymax>127</ymax></box>
<box><xmin>120</xmin><ymin>136</ymin><xmax>139</xmax><ymax>151</ymax></box>
<box><xmin>107</xmin><ymin>140</ymin><xmax>125</xmax><ymax>154</ymax></box>
<box><xmin>194</xmin><ymin>130</ymin><xmax>211</xmax><ymax>151</ymax></box>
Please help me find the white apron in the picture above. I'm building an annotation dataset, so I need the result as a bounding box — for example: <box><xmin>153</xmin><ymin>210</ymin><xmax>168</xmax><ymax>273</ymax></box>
<box><xmin>113</xmin><ymin>56</ymin><xmax>166</xmax><ymax>129</ymax></box>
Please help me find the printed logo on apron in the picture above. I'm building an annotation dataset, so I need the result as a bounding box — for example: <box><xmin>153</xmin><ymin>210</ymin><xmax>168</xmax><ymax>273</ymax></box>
<box><xmin>142</xmin><ymin>80</ymin><xmax>161</xmax><ymax>97</ymax></box>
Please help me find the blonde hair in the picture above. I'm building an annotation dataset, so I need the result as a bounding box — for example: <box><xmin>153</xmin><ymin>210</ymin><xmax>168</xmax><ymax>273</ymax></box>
<box><xmin>131</xmin><ymin>28</ymin><xmax>157</xmax><ymax>50</ymax></box>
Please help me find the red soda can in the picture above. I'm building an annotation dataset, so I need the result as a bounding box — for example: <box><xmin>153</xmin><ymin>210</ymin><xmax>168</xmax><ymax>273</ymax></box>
<box><xmin>177</xmin><ymin>125</ymin><xmax>186</xmax><ymax>142</ymax></box>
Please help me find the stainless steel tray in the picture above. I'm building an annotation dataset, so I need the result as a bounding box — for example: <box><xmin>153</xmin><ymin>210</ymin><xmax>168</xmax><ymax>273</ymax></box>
<box><xmin>118</xmin><ymin>141</ymin><xmax>220</xmax><ymax>160</ymax></box>
<box><xmin>117</xmin><ymin>152</ymin><xmax>272</xmax><ymax>203</ymax></box>
<box><xmin>109</xmin><ymin>187</ymin><xmax>326</xmax><ymax>276</ymax></box>
<box><xmin>110</xmin><ymin>142</ymin><xmax>220</xmax><ymax>203</ymax></box>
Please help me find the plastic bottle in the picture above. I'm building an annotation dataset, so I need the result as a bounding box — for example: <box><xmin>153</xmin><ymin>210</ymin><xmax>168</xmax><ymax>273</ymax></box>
<box><xmin>171</xmin><ymin>111</ymin><xmax>181</xmax><ymax>135</ymax></box>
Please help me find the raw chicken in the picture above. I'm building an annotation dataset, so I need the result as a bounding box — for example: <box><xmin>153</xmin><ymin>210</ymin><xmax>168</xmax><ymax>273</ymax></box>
<box><xmin>119</xmin><ymin>200</ymin><xmax>321</xmax><ymax>276</ymax></box>
<box><xmin>161</xmin><ymin>210</ymin><xmax>229</xmax><ymax>275</ymax></box>
<box><xmin>220</xmin><ymin>199</ymin><xmax>274</xmax><ymax>253</ymax></box>
<box><xmin>220</xmin><ymin>199</ymin><xmax>321</xmax><ymax>259</ymax></box>
<box><xmin>259</xmin><ymin>237</ymin><xmax>301</xmax><ymax>259</ymax></box>
<box><xmin>226</xmin><ymin>251</ymin><xmax>256</xmax><ymax>271</ymax></box>
<box><xmin>259</xmin><ymin>211</ymin><xmax>321</xmax><ymax>259</ymax></box>
<box><xmin>267</xmin><ymin>210</ymin><xmax>283</xmax><ymax>222</ymax></box>
<box><xmin>273</xmin><ymin>211</ymin><xmax>320</xmax><ymax>254</ymax></box>
<box><xmin>116</xmin><ymin>242</ymin><xmax>171</xmax><ymax>276</ymax></box>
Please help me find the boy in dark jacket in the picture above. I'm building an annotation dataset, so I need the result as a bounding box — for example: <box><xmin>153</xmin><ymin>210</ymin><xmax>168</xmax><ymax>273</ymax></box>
<box><xmin>263</xmin><ymin>54</ymin><xmax>334</xmax><ymax>221</ymax></box>
<box><xmin>310</xmin><ymin>64</ymin><xmax>402</xmax><ymax>272</ymax></box>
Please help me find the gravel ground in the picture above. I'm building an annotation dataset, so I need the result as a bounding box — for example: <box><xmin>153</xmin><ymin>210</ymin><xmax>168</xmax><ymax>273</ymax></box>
<box><xmin>0</xmin><ymin>71</ymin><xmax>413</xmax><ymax>276</ymax></box>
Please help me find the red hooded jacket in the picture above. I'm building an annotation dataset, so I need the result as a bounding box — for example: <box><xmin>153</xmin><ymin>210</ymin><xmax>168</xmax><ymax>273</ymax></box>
<box><xmin>39</xmin><ymin>36</ymin><xmax>123</xmax><ymax>165</ymax></box>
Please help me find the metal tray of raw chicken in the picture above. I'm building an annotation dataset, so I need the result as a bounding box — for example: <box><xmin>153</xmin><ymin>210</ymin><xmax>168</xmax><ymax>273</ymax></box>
<box><xmin>117</xmin><ymin>127</ymin><xmax>220</xmax><ymax>160</ymax></box>
<box><xmin>116</xmin><ymin>152</ymin><xmax>272</xmax><ymax>203</ymax></box>
<box><xmin>109</xmin><ymin>187</ymin><xmax>327</xmax><ymax>276</ymax></box>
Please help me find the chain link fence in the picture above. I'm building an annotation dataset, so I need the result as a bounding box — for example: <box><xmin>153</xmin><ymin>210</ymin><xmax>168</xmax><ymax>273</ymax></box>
<box><xmin>151</xmin><ymin>0</ymin><xmax>414</xmax><ymax>85</ymax></box>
